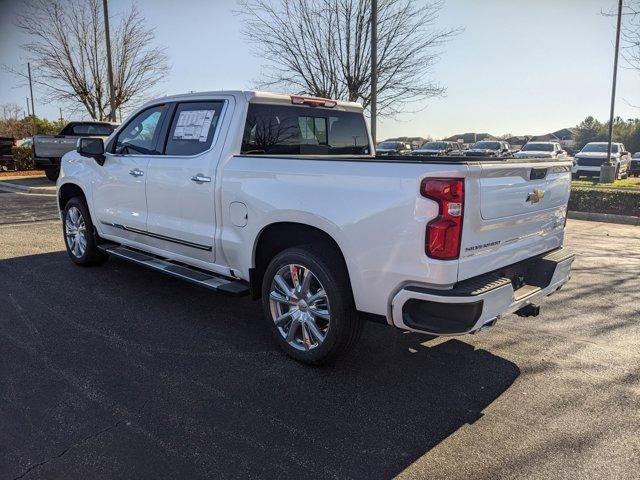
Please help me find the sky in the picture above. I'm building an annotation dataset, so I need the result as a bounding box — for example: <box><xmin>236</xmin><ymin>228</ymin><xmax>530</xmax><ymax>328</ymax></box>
<box><xmin>1</xmin><ymin>0</ymin><xmax>639</xmax><ymax>139</ymax></box>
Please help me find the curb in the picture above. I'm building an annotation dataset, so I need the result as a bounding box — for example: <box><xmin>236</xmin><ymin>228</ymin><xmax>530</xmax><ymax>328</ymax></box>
<box><xmin>568</xmin><ymin>210</ymin><xmax>640</xmax><ymax>226</ymax></box>
<box><xmin>0</xmin><ymin>180</ymin><xmax>56</xmax><ymax>195</ymax></box>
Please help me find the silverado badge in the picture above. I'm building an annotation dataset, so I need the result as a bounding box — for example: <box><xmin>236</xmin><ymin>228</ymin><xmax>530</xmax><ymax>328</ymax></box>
<box><xmin>526</xmin><ymin>189</ymin><xmax>545</xmax><ymax>204</ymax></box>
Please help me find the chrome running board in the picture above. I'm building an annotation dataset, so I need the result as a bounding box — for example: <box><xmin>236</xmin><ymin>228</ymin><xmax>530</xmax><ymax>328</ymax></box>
<box><xmin>98</xmin><ymin>243</ymin><xmax>249</xmax><ymax>296</ymax></box>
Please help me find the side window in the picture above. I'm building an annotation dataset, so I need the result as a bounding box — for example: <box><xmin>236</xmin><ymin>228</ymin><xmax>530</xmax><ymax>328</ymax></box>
<box><xmin>114</xmin><ymin>105</ymin><xmax>166</xmax><ymax>155</ymax></box>
<box><xmin>165</xmin><ymin>101</ymin><xmax>224</xmax><ymax>156</ymax></box>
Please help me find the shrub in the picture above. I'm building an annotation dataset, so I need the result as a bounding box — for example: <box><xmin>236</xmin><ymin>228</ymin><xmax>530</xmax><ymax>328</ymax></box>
<box><xmin>11</xmin><ymin>145</ymin><xmax>35</xmax><ymax>171</ymax></box>
<box><xmin>569</xmin><ymin>186</ymin><xmax>640</xmax><ymax>217</ymax></box>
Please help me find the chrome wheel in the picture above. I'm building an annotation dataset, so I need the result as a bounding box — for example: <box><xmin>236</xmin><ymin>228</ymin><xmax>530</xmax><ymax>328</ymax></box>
<box><xmin>65</xmin><ymin>206</ymin><xmax>87</xmax><ymax>258</ymax></box>
<box><xmin>269</xmin><ymin>264</ymin><xmax>330</xmax><ymax>351</ymax></box>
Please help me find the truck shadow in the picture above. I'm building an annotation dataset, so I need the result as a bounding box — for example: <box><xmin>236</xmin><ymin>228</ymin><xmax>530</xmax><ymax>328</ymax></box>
<box><xmin>1</xmin><ymin>252</ymin><xmax>520</xmax><ymax>479</ymax></box>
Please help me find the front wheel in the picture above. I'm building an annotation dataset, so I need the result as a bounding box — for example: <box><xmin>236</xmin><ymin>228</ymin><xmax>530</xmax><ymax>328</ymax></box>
<box><xmin>62</xmin><ymin>197</ymin><xmax>108</xmax><ymax>266</ymax></box>
<box><xmin>261</xmin><ymin>245</ymin><xmax>362</xmax><ymax>365</ymax></box>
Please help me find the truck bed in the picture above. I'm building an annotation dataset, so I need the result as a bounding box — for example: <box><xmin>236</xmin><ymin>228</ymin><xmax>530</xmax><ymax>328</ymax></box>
<box><xmin>237</xmin><ymin>154</ymin><xmax>562</xmax><ymax>165</ymax></box>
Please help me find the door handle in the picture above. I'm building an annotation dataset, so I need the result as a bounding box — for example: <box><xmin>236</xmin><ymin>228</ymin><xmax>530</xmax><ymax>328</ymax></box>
<box><xmin>129</xmin><ymin>168</ymin><xmax>144</xmax><ymax>177</ymax></box>
<box><xmin>190</xmin><ymin>174</ymin><xmax>211</xmax><ymax>183</ymax></box>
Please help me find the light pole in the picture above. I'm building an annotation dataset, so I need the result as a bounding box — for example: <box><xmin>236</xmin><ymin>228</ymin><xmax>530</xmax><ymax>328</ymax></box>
<box><xmin>370</xmin><ymin>0</ymin><xmax>378</xmax><ymax>147</ymax></box>
<box><xmin>103</xmin><ymin>0</ymin><xmax>117</xmax><ymax>122</ymax></box>
<box><xmin>27</xmin><ymin>62</ymin><xmax>36</xmax><ymax>135</ymax></box>
<box><xmin>600</xmin><ymin>0</ymin><xmax>623</xmax><ymax>183</ymax></box>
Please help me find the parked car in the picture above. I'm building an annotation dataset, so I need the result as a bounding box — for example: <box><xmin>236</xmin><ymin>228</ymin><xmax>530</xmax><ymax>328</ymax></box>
<box><xmin>17</xmin><ymin>138</ymin><xmax>33</xmax><ymax>148</ymax></box>
<box><xmin>573</xmin><ymin>142</ymin><xmax>631</xmax><ymax>180</ymax></box>
<box><xmin>0</xmin><ymin>137</ymin><xmax>16</xmax><ymax>170</ymax></box>
<box><xmin>33</xmin><ymin>121</ymin><xmax>118</xmax><ymax>181</ymax></box>
<box><xmin>514</xmin><ymin>142</ymin><xmax>567</xmax><ymax>160</ymax></box>
<box><xmin>412</xmin><ymin>141</ymin><xmax>464</xmax><ymax>156</ymax></box>
<box><xmin>464</xmin><ymin>140</ymin><xmax>512</xmax><ymax>158</ymax></box>
<box><xmin>57</xmin><ymin>91</ymin><xmax>574</xmax><ymax>365</ymax></box>
<box><xmin>376</xmin><ymin>140</ymin><xmax>412</xmax><ymax>155</ymax></box>
<box><xmin>0</xmin><ymin>136</ymin><xmax>15</xmax><ymax>156</ymax></box>
<box><xmin>631</xmin><ymin>152</ymin><xmax>640</xmax><ymax>177</ymax></box>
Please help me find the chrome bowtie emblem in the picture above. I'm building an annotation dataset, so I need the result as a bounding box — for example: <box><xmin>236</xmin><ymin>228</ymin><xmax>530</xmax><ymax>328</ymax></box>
<box><xmin>527</xmin><ymin>189</ymin><xmax>545</xmax><ymax>204</ymax></box>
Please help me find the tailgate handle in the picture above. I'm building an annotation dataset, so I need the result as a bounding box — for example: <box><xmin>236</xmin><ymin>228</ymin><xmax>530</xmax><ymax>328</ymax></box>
<box><xmin>530</xmin><ymin>168</ymin><xmax>547</xmax><ymax>180</ymax></box>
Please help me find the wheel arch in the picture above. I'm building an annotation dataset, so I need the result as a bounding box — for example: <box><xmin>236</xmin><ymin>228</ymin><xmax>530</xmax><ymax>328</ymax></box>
<box><xmin>250</xmin><ymin>221</ymin><xmax>354</xmax><ymax>300</ymax></box>
<box><xmin>58</xmin><ymin>182</ymin><xmax>87</xmax><ymax>212</ymax></box>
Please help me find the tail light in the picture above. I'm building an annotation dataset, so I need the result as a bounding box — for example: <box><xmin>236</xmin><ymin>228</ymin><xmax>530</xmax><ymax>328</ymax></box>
<box><xmin>420</xmin><ymin>178</ymin><xmax>464</xmax><ymax>260</ymax></box>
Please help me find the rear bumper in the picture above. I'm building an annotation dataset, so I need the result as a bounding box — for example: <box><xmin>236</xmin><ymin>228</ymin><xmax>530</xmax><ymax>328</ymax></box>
<box><xmin>390</xmin><ymin>248</ymin><xmax>574</xmax><ymax>335</ymax></box>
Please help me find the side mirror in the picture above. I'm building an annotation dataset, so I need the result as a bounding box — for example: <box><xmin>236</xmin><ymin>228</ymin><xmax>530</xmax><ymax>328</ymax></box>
<box><xmin>77</xmin><ymin>137</ymin><xmax>105</xmax><ymax>165</ymax></box>
<box><xmin>621</xmin><ymin>151</ymin><xmax>629</xmax><ymax>156</ymax></box>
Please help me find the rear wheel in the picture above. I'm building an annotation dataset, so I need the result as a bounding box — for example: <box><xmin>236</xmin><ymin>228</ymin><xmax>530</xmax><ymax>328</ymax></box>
<box><xmin>261</xmin><ymin>245</ymin><xmax>362</xmax><ymax>365</ymax></box>
<box><xmin>62</xmin><ymin>197</ymin><xmax>108</xmax><ymax>266</ymax></box>
<box><xmin>44</xmin><ymin>167</ymin><xmax>59</xmax><ymax>181</ymax></box>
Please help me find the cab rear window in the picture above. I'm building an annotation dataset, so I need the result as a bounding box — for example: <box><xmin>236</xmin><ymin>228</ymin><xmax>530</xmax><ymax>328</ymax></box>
<box><xmin>60</xmin><ymin>123</ymin><xmax>116</xmax><ymax>136</ymax></box>
<box><xmin>241</xmin><ymin>104</ymin><xmax>369</xmax><ymax>155</ymax></box>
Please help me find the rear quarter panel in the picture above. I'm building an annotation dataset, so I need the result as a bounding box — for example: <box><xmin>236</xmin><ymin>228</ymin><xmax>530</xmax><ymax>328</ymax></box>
<box><xmin>220</xmin><ymin>156</ymin><xmax>469</xmax><ymax>316</ymax></box>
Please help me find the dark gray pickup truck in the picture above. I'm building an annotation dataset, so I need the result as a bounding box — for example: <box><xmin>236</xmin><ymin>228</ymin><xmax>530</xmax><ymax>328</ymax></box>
<box><xmin>33</xmin><ymin>121</ymin><xmax>118</xmax><ymax>180</ymax></box>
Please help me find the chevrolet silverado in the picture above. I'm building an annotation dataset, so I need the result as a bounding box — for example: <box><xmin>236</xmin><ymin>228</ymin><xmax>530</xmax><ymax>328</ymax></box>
<box><xmin>56</xmin><ymin>91</ymin><xmax>574</xmax><ymax>364</ymax></box>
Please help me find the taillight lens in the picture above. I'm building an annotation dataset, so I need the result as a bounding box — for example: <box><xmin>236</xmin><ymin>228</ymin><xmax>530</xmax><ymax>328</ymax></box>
<box><xmin>420</xmin><ymin>178</ymin><xmax>464</xmax><ymax>260</ymax></box>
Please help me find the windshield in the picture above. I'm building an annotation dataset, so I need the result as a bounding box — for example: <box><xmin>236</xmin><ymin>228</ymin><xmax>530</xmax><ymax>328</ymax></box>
<box><xmin>472</xmin><ymin>141</ymin><xmax>501</xmax><ymax>150</ymax></box>
<box><xmin>420</xmin><ymin>142</ymin><xmax>447</xmax><ymax>150</ymax></box>
<box><xmin>581</xmin><ymin>143</ymin><xmax>619</xmax><ymax>153</ymax></box>
<box><xmin>521</xmin><ymin>143</ymin><xmax>554</xmax><ymax>152</ymax></box>
<box><xmin>377</xmin><ymin>142</ymin><xmax>399</xmax><ymax>149</ymax></box>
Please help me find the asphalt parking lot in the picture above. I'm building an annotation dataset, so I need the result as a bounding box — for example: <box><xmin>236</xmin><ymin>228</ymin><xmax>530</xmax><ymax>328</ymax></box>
<box><xmin>1</xmin><ymin>191</ymin><xmax>639</xmax><ymax>480</ymax></box>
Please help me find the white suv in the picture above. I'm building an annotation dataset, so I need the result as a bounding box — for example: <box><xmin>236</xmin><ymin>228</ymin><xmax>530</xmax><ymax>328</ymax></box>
<box><xmin>574</xmin><ymin>142</ymin><xmax>631</xmax><ymax>179</ymax></box>
<box><xmin>514</xmin><ymin>142</ymin><xmax>567</xmax><ymax>160</ymax></box>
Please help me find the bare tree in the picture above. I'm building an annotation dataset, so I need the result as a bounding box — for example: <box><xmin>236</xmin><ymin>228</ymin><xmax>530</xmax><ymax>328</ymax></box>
<box><xmin>10</xmin><ymin>0</ymin><xmax>169</xmax><ymax>120</ymax></box>
<box><xmin>1</xmin><ymin>103</ymin><xmax>24</xmax><ymax>120</ymax></box>
<box><xmin>603</xmin><ymin>1</ymin><xmax>640</xmax><ymax>74</ymax></box>
<box><xmin>237</xmin><ymin>0</ymin><xmax>460</xmax><ymax>117</ymax></box>
<box><xmin>619</xmin><ymin>0</ymin><xmax>640</xmax><ymax>73</ymax></box>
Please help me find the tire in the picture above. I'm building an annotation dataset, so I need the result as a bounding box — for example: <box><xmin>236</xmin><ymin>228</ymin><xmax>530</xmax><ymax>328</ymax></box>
<box><xmin>62</xmin><ymin>197</ymin><xmax>108</xmax><ymax>266</ymax></box>
<box><xmin>261</xmin><ymin>245</ymin><xmax>362</xmax><ymax>365</ymax></box>
<box><xmin>44</xmin><ymin>167</ymin><xmax>59</xmax><ymax>182</ymax></box>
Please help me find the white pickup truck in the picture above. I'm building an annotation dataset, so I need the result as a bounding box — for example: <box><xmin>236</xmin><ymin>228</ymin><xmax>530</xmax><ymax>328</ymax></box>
<box><xmin>57</xmin><ymin>91</ymin><xmax>574</xmax><ymax>364</ymax></box>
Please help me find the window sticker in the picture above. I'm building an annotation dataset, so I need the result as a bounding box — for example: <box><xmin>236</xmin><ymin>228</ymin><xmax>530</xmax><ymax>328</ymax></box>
<box><xmin>173</xmin><ymin>110</ymin><xmax>215</xmax><ymax>142</ymax></box>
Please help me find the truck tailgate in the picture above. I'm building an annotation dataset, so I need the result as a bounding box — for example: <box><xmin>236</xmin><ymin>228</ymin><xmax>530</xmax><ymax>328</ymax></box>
<box><xmin>34</xmin><ymin>136</ymin><xmax>77</xmax><ymax>158</ymax></box>
<box><xmin>458</xmin><ymin>160</ymin><xmax>572</xmax><ymax>281</ymax></box>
